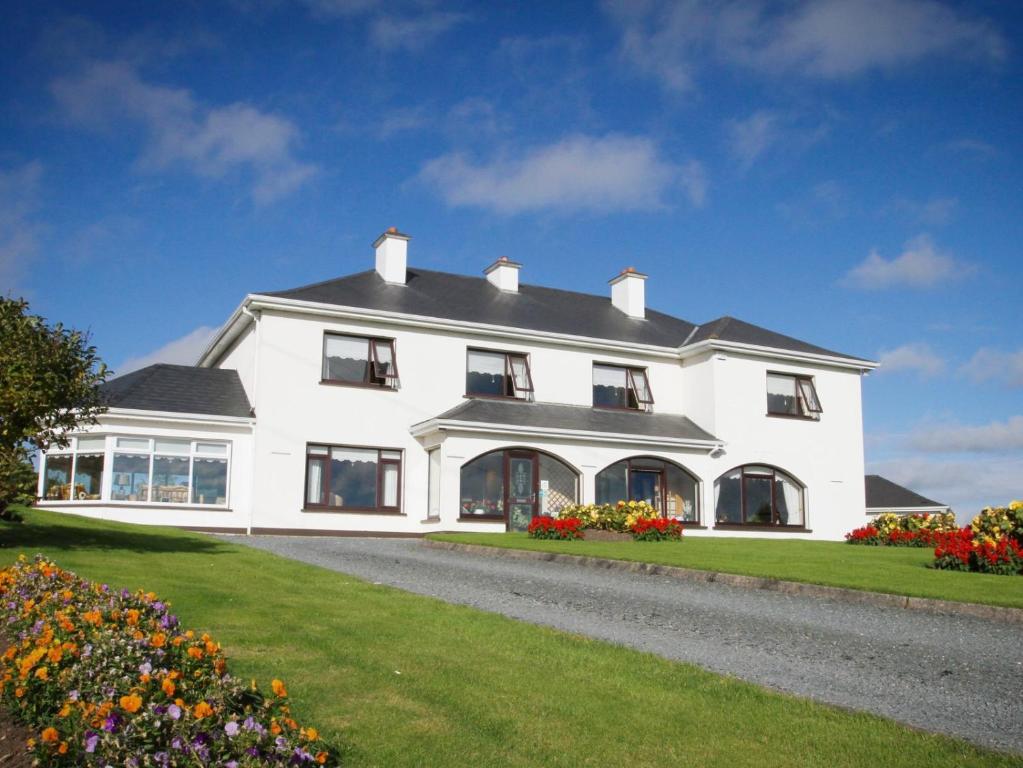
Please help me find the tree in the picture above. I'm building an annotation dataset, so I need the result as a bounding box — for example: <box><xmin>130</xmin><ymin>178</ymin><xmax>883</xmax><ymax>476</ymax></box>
<box><xmin>0</xmin><ymin>297</ymin><xmax>110</xmax><ymax>514</ymax></box>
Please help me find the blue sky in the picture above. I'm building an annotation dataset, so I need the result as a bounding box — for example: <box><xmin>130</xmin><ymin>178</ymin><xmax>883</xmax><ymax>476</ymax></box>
<box><xmin>2</xmin><ymin>0</ymin><xmax>1020</xmax><ymax>516</ymax></box>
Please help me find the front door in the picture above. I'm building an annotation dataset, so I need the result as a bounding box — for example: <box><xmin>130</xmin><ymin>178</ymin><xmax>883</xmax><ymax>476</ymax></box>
<box><xmin>506</xmin><ymin>451</ymin><xmax>538</xmax><ymax>531</ymax></box>
<box><xmin>629</xmin><ymin>469</ymin><xmax>663</xmax><ymax>513</ymax></box>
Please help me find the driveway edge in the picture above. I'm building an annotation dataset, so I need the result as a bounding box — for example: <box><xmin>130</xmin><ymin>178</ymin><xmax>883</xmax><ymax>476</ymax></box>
<box><xmin>422</xmin><ymin>539</ymin><xmax>1023</xmax><ymax>624</ymax></box>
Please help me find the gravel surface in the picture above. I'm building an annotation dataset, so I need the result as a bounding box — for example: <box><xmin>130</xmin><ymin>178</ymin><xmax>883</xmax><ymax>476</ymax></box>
<box><xmin>225</xmin><ymin>535</ymin><xmax>1023</xmax><ymax>754</ymax></box>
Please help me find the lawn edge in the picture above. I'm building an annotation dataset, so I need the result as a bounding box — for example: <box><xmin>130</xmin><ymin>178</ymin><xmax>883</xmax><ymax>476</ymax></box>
<box><xmin>423</xmin><ymin>539</ymin><xmax>1023</xmax><ymax>624</ymax></box>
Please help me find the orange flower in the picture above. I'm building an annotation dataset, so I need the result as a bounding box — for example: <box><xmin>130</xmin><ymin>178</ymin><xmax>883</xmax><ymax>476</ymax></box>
<box><xmin>187</xmin><ymin>647</ymin><xmax>204</xmax><ymax>660</ymax></box>
<box><xmin>271</xmin><ymin>679</ymin><xmax>287</xmax><ymax>698</ymax></box>
<box><xmin>316</xmin><ymin>752</ymin><xmax>328</xmax><ymax>764</ymax></box>
<box><xmin>119</xmin><ymin>694</ymin><xmax>143</xmax><ymax>713</ymax></box>
<box><xmin>41</xmin><ymin>727</ymin><xmax>59</xmax><ymax>743</ymax></box>
<box><xmin>47</xmin><ymin>647</ymin><xmax>62</xmax><ymax>663</ymax></box>
<box><xmin>14</xmin><ymin>688</ymin><xmax>24</xmax><ymax>698</ymax></box>
<box><xmin>193</xmin><ymin>701</ymin><xmax>213</xmax><ymax>719</ymax></box>
<box><xmin>161</xmin><ymin>678</ymin><xmax>175</xmax><ymax>697</ymax></box>
<box><xmin>270</xmin><ymin>721</ymin><xmax>282</xmax><ymax>735</ymax></box>
<box><xmin>126</xmin><ymin>609</ymin><xmax>140</xmax><ymax>625</ymax></box>
<box><xmin>305</xmin><ymin>727</ymin><xmax>319</xmax><ymax>740</ymax></box>
<box><xmin>150</xmin><ymin>633</ymin><xmax>166</xmax><ymax>648</ymax></box>
<box><xmin>34</xmin><ymin>666</ymin><xmax>48</xmax><ymax>681</ymax></box>
<box><xmin>58</xmin><ymin>742</ymin><xmax>68</xmax><ymax>755</ymax></box>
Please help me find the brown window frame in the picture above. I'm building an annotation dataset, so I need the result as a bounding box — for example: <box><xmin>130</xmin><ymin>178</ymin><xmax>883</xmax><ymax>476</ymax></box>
<box><xmin>465</xmin><ymin>348</ymin><xmax>535</xmax><ymax>401</ymax></box>
<box><xmin>715</xmin><ymin>465</ymin><xmax>806</xmax><ymax>528</ymax></box>
<box><xmin>592</xmin><ymin>363</ymin><xmax>655</xmax><ymax>411</ymax></box>
<box><xmin>766</xmin><ymin>372</ymin><xmax>822</xmax><ymax>420</ymax></box>
<box><xmin>321</xmin><ymin>333</ymin><xmax>400</xmax><ymax>390</ymax></box>
<box><xmin>303</xmin><ymin>444</ymin><xmax>403</xmax><ymax>514</ymax></box>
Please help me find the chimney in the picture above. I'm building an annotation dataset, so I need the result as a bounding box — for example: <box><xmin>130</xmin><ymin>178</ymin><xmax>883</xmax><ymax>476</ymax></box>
<box><xmin>484</xmin><ymin>256</ymin><xmax>521</xmax><ymax>293</ymax></box>
<box><xmin>609</xmin><ymin>267</ymin><xmax>647</xmax><ymax>319</ymax></box>
<box><xmin>373</xmin><ymin>227</ymin><xmax>410</xmax><ymax>284</ymax></box>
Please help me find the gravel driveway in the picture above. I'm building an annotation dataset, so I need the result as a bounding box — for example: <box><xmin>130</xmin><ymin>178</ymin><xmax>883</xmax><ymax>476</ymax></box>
<box><xmin>226</xmin><ymin>535</ymin><xmax>1023</xmax><ymax>754</ymax></box>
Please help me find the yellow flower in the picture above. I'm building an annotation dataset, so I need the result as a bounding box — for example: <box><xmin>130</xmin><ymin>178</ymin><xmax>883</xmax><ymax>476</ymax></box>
<box><xmin>119</xmin><ymin>694</ymin><xmax>143</xmax><ymax>713</ymax></box>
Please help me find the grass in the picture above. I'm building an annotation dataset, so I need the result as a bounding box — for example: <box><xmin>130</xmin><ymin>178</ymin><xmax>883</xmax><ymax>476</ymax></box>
<box><xmin>428</xmin><ymin>532</ymin><xmax>1023</xmax><ymax>609</ymax></box>
<box><xmin>1</xmin><ymin>507</ymin><xmax>1020</xmax><ymax>768</ymax></box>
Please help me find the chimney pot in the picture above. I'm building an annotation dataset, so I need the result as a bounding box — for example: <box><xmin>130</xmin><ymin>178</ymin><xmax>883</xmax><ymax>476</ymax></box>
<box><xmin>373</xmin><ymin>228</ymin><xmax>410</xmax><ymax>284</ymax></box>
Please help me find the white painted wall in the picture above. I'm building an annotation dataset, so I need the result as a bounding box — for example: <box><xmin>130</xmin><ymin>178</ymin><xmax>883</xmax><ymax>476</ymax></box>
<box><xmin>214</xmin><ymin>322</ymin><xmax>257</xmax><ymax>403</ymax></box>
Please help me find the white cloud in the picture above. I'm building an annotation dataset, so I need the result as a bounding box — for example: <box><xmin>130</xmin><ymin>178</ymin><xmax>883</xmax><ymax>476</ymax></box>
<box><xmin>842</xmin><ymin>235</ymin><xmax>969</xmax><ymax>290</ymax></box>
<box><xmin>907</xmin><ymin>416</ymin><xmax>1023</xmax><ymax>454</ymax></box>
<box><xmin>603</xmin><ymin>0</ymin><xmax>1005</xmax><ymax>92</ymax></box>
<box><xmin>117</xmin><ymin>326</ymin><xmax>219</xmax><ymax>376</ymax></box>
<box><xmin>726</xmin><ymin>110</ymin><xmax>782</xmax><ymax>169</ymax></box>
<box><xmin>50</xmin><ymin>62</ymin><xmax>317</xmax><ymax>204</ymax></box>
<box><xmin>886</xmin><ymin>196</ymin><xmax>958</xmax><ymax>226</ymax></box>
<box><xmin>876</xmin><ymin>343</ymin><xmax>945</xmax><ymax>377</ymax></box>
<box><xmin>369</xmin><ymin>11</ymin><xmax>466</xmax><ymax>52</ymax></box>
<box><xmin>417</xmin><ymin>134</ymin><xmax>705</xmax><ymax>214</ymax></box>
<box><xmin>0</xmin><ymin>161</ymin><xmax>44</xmax><ymax>291</ymax></box>
<box><xmin>960</xmin><ymin>348</ymin><xmax>1023</xmax><ymax>388</ymax></box>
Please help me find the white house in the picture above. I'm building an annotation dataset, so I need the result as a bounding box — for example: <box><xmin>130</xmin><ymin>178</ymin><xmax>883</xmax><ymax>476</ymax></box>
<box><xmin>37</xmin><ymin>228</ymin><xmax>879</xmax><ymax>540</ymax></box>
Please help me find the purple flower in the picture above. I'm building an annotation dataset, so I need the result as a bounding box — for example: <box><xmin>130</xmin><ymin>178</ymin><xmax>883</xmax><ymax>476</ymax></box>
<box><xmin>103</xmin><ymin>714</ymin><xmax>120</xmax><ymax>733</ymax></box>
<box><xmin>225</xmin><ymin>721</ymin><xmax>240</xmax><ymax>737</ymax></box>
<box><xmin>167</xmin><ymin>704</ymin><xmax>182</xmax><ymax>720</ymax></box>
<box><xmin>171</xmin><ymin>736</ymin><xmax>185</xmax><ymax>751</ymax></box>
<box><xmin>84</xmin><ymin>732</ymin><xmax>99</xmax><ymax>753</ymax></box>
<box><xmin>69</xmin><ymin>689</ymin><xmax>79</xmax><ymax>702</ymax></box>
<box><xmin>139</xmin><ymin>661</ymin><xmax>152</xmax><ymax>675</ymax></box>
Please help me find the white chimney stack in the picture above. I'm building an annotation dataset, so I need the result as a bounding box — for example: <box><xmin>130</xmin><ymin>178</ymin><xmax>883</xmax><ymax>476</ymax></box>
<box><xmin>373</xmin><ymin>227</ymin><xmax>410</xmax><ymax>284</ymax></box>
<box><xmin>609</xmin><ymin>267</ymin><xmax>647</xmax><ymax>319</ymax></box>
<box><xmin>484</xmin><ymin>256</ymin><xmax>521</xmax><ymax>292</ymax></box>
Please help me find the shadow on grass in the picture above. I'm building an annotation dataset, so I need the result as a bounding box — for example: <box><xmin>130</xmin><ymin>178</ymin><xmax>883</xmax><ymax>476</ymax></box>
<box><xmin>0</xmin><ymin>519</ymin><xmax>231</xmax><ymax>556</ymax></box>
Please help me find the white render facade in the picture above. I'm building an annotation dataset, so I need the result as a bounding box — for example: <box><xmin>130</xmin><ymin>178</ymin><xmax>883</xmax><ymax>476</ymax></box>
<box><xmin>38</xmin><ymin>230</ymin><xmax>877</xmax><ymax>540</ymax></box>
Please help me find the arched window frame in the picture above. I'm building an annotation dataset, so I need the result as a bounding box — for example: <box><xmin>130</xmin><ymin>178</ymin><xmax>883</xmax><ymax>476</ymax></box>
<box><xmin>713</xmin><ymin>464</ymin><xmax>806</xmax><ymax>528</ymax></box>
<box><xmin>594</xmin><ymin>456</ymin><xmax>701</xmax><ymax>524</ymax></box>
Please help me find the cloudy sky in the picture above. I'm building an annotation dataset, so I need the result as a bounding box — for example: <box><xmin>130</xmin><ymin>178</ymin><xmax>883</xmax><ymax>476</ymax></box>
<box><xmin>2</xmin><ymin>1</ymin><xmax>1020</xmax><ymax>516</ymax></box>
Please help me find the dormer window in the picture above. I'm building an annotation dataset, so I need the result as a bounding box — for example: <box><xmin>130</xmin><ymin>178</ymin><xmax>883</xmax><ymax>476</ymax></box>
<box><xmin>466</xmin><ymin>349</ymin><xmax>534</xmax><ymax>400</ymax></box>
<box><xmin>592</xmin><ymin>364</ymin><xmax>654</xmax><ymax>411</ymax></box>
<box><xmin>766</xmin><ymin>373</ymin><xmax>821</xmax><ymax>419</ymax></box>
<box><xmin>323</xmin><ymin>333</ymin><xmax>399</xmax><ymax>389</ymax></box>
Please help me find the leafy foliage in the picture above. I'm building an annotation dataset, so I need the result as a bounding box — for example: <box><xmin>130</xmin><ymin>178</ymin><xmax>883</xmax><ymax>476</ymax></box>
<box><xmin>0</xmin><ymin>297</ymin><xmax>110</xmax><ymax>511</ymax></box>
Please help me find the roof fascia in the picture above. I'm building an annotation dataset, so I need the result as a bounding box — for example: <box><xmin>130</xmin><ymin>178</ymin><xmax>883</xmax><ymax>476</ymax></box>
<box><xmin>866</xmin><ymin>505</ymin><xmax>949</xmax><ymax>514</ymax></box>
<box><xmin>247</xmin><ymin>295</ymin><xmax>684</xmax><ymax>359</ymax></box>
<box><xmin>197</xmin><ymin>297</ymin><xmax>255</xmax><ymax>368</ymax></box>
<box><xmin>678</xmin><ymin>339</ymin><xmax>879</xmax><ymax>372</ymax></box>
<box><xmin>410</xmin><ymin>417</ymin><xmax>724</xmax><ymax>451</ymax></box>
<box><xmin>103</xmin><ymin>407</ymin><xmax>255</xmax><ymax>428</ymax></box>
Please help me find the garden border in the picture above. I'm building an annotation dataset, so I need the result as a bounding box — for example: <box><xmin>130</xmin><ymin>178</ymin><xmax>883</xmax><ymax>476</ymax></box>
<box><xmin>423</xmin><ymin>539</ymin><xmax>1023</xmax><ymax>624</ymax></box>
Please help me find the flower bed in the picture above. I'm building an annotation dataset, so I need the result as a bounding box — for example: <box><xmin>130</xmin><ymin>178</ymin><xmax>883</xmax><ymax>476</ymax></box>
<box><xmin>527</xmin><ymin>516</ymin><xmax>585</xmax><ymax>540</ymax></box>
<box><xmin>932</xmin><ymin>502</ymin><xmax>1023</xmax><ymax>575</ymax></box>
<box><xmin>845</xmin><ymin>512</ymin><xmax>957</xmax><ymax>547</ymax></box>
<box><xmin>0</xmin><ymin>555</ymin><xmax>338</xmax><ymax>766</ymax></box>
<box><xmin>629</xmin><ymin>518</ymin><xmax>683</xmax><ymax>542</ymax></box>
<box><xmin>557</xmin><ymin>500</ymin><xmax>660</xmax><ymax>532</ymax></box>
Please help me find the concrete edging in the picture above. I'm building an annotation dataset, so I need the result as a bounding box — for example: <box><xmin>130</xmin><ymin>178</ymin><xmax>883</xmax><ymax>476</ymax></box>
<box><xmin>422</xmin><ymin>539</ymin><xmax>1023</xmax><ymax>624</ymax></box>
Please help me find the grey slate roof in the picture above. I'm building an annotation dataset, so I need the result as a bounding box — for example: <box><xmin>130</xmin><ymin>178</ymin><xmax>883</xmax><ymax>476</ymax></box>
<box><xmin>865</xmin><ymin>475</ymin><xmax>946</xmax><ymax>509</ymax></box>
<box><xmin>427</xmin><ymin>398</ymin><xmax>719</xmax><ymax>443</ymax></box>
<box><xmin>101</xmin><ymin>365</ymin><xmax>252</xmax><ymax>418</ymax></box>
<box><xmin>264</xmin><ymin>268</ymin><xmax>870</xmax><ymax>362</ymax></box>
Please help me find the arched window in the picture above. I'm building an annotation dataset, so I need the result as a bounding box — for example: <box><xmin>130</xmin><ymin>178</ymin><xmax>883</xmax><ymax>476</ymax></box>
<box><xmin>714</xmin><ymin>465</ymin><xmax>804</xmax><ymax>527</ymax></box>
<box><xmin>460</xmin><ymin>449</ymin><xmax>578</xmax><ymax>531</ymax></box>
<box><xmin>595</xmin><ymin>457</ymin><xmax>699</xmax><ymax>522</ymax></box>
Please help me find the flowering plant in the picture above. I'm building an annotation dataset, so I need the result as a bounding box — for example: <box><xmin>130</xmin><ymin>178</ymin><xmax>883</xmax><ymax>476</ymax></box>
<box><xmin>557</xmin><ymin>501</ymin><xmax>659</xmax><ymax>532</ymax></box>
<box><xmin>932</xmin><ymin>502</ymin><xmax>1023</xmax><ymax>575</ymax></box>
<box><xmin>527</xmin><ymin>516</ymin><xmax>585</xmax><ymax>540</ymax></box>
<box><xmin>846</xmin><ymin>512</ymin><xmax>957</xmax><ymax>547</ymax></box>
<box><xmin>0</xmin><ymin>555</ymin><xmax>339</xmax><ymax>765</ymax></box>
<box><xmin>629</xmin><ymin>518</ymin><xmax>683</xmax><ymax>542</ymax></box>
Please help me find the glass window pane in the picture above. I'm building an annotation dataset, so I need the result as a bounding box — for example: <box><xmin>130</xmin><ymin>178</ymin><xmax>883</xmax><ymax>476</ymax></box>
<box><xmin>629</xmin><ymin>470</ymin><xmax>661</xmax><ymax>509</ymax></box>
<box><xmin>195</xmin><ymin>442</ymin><xmax>228</xmax><ymax>456</ymax></box>
<box><xmin>371</xmin><ymin>339</ymin><xmax>397</xmax><ymax>382</ymax></box>
<box><xmin>329</xmin><ymin>449</ymin><xmax>378</xmax><ymax>508</ymax></box>
<box><xmin>467</xmin><ymin>351</ymin><xmax>508</xmax><ymax>396</ymax></box>
<box><xmin>460</xmin><ymin>452</ymin><xmax>504</xmax><ymax>517</ymax></box>
<box><xmin>44</xmin><ymin>455</ymin><xmax>73</xmax><ymax>500</ymax></box>
<box><xmin>538</xmin><ymin>453</ymin><xmax>577</xmax><ymax>516</ymax></box>
<box><xmin>775</xmin><ymin>471</ymin><xmax>804</xmax><ymax>526</ymax></box>
<box><xmin>767</xmin><ymin>374</ymin><xmax>798</xmax><ymax>415</ymax></box>
<box><xmin>664</xmin><ymin>464</ymin><xmax>698</xmax><ymax>522</ymax></box>
<box><xmin>73</xmin><ymin>453</ymin><xmax>105</xmax><ymax>500</ymax></box>
<box><xmin>111</xmin><ymin>453</ymin><xmax>151</xmax><ymax>502</ymax></box>
<box><xmin>154</xmin><ymin>439</ymin><xmax>190</xmax><ymax>455</ymax></box>
<box><xmin>308</xmin><ymin>445</ymin><xmax>329</xmax><ymax>456</ymax></box>
<box><xmin>380</xmin><ymin>450</ymin><xmax>401</xmax><ymax>460</ymax></box>
<box><xmin>509</xmin><ymin>355</ymin><xmax>532</xmax><ymax>394</ymax></box>
<box><xmin>798</xmin><ymin>379</ymin><xmax>822</xmax><ymax>414</ymax></box>
<box><xmin>744</xmin><ymin>476</ymin><xmax>774</xmax><ymax>524</ymax></box>
<box><xmin>324</xmin><ymin>335</ymin><xmax>370</xmax><ymax>383</ymax></box>
<box><xmin>77</xmin><ymin>436</ymin><xmax>106</xmax><ymax>451</ymax></box>
<box><xmin>593</xmin><ymin>365</ymin><xmax>629</xmax><ymax>408</ymax></box>
<box><xmin>151</xmin><ymin>456</ymin><xmax>190</xmax><ymax>503</ymax></box>
<box><xmin>631</xmin><ymin>369</ymin><xmax>653</xmax><ymax>404</ymax></box>
<box><xmin>595</xmin><ymin>461</ymin><xmax>628</xmax><ymax>505</ymax></box>
<box><xmin>192</xmin><ymin>458</ymin><xmax>228</xmax><ymax>505</ymax></box>
<box><xmin>306</xmin><ymin>457</ymin><xmax>325</xmax><ymax>505</ymax></box>
<box><xmin>382</xmin><ymin>463</ymin><xmax>399</xmax><ymax>507</ymax></box>
<box><xmin>714</xmin><ymin>469</ymin><xmax>742</xmax><ymax>524</ymax></box>
<box><xmin>116</xmin><ymin>437</ymin><xmax>150</xmax><ymax>451</ymax></box>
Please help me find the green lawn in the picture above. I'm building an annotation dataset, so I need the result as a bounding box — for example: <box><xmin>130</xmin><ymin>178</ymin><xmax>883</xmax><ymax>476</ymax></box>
<box><xmin>2</xmin><ymin>507</ymin><xmax>1020</xmax><ymax>768</ymax></box>
<box><xmin>428</xmin><ymin>532</ymin><xmax>1023</xmax><ymax>609</ymax></box>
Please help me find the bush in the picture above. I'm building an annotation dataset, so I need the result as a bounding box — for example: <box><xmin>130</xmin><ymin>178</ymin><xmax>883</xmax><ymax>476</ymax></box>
<box><xmin>932</xmin><ymin>502</ymin><xmax>1023</xmax><ymax>575</ymax></box>
<box><xmin>629</xmin><ymin>518</ymin><xmax>683</xmax><ymax>542</ymax></box>
<box><xmin>0</xmin><ymin>555</ymin><xmax>339</xmax><ymax>765</ymax></box>
<box><xmin>527</xmin><ymin>516</ymin><xmax>585</xmax><ymax>540</ymax></box>
<box><xmin>845</xmin><ymin>512</ymin><xmax>957</xmax><ymax>547</ymax></box>
<box><xmin>557</xmin><ymin>501</ymin><xmax>659</xmax><ymax>532</ymax></box>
